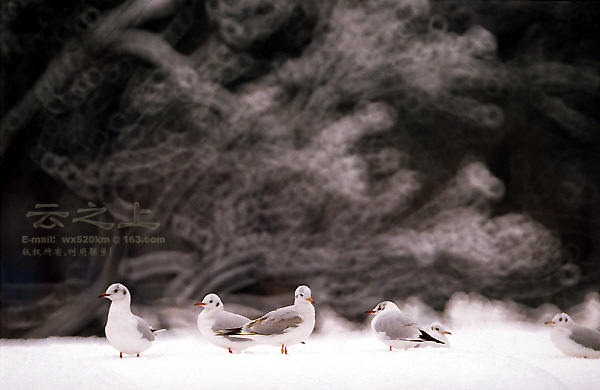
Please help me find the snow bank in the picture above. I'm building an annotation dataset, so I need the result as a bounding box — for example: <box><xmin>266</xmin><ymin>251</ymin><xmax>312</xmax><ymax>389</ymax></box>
<box><xmin>3</xmin><ymin>294</ymin><xmax>600</xmax><ymax>389</ymax></box>
<box><xmin>2</xmin><ymin>326</ymin><xmax>599</xmax><ymax>389</ymax></box>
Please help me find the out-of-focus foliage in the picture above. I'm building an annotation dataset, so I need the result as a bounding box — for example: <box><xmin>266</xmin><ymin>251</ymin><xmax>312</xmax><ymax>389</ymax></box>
<box><xmin>1</xmin><ymin>0</ymin><xmax>599</xmax><ymax>337</ymax></box>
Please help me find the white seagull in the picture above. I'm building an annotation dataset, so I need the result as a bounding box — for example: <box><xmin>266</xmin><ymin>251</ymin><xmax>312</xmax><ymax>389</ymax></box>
<box><xmin>195</xmin><ymin>293</ymin><xmax>256</xmax><ymax>353</ymax></box>
<box><xmin>366</xmin><ymin>301</ymin><xmax>443</xmax><ymax>350</ymax></box>
<box><xmin>217</xmin><ymin>285</ymin><xmax>315</xmax><ymax>354</ymax></box>
<box><xmin>99</xmin><ymin>283</ymin><xmax>162</xmax><ymax>358</ymax></box>
<box><xmin>415</xmin><ymin>322</ymin><xmax>452</xmax><ymax>348</ymax></box>
<box><xmin>545</xmin><ymin>312</ymin><xmax>600</xmax><ymax>359</ymax></box>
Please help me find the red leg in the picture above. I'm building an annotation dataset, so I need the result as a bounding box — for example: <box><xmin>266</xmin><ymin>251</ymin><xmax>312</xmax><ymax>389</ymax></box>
<box><xmin>389</xmin><ymin>346</ymin><xmax>392</xmax><ymax>351</ymax></box>
<box><xmin>284</xmin><ymin>346</ymin><xmax>288</xmax><ymax>355</ymax></box>
<box><xmin>281</xmin><ymin>344</ymin><xmax>284</xmax><ymax>354</ymax></box>
<box><xmin>120</xmin><ymin>352</ymin><xmax>123</xmax><ymax>358</ymax></box>
<box><xmin>137</xmin><ymin>353</ymin><xmax>140</xmax><ymax>357</ymax></box>
<box><xmin>228</xmin><ymin>348</ymin><xmax>233</xmax><ymax>354</ymax></box>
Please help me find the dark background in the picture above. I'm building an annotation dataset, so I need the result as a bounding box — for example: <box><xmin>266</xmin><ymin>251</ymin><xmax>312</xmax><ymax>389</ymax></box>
<box><xmin>1</xmin><ymin>0</ymin><xmax>599</xmax><ymax>338</ymax></box>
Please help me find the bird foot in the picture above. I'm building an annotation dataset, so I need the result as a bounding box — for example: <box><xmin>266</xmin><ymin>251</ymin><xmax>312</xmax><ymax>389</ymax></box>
<box><xmin>281</xmin><ymin>345</ymin><xmax>288</xmax><ymax>355</ymax></box>
<box><xmin>120</xmin><ymin>352</ymin><xmax>123</xmax><ymax>358</ymax></box>
<box><xmin>137</xmin><ymin>354</ymin><xmax>140</xmax><ymax>357</ymax></box>
<box><xmin>228</xmin><ymin>348</ymin><xmax>233</xmax><ymax>354</ymax></box>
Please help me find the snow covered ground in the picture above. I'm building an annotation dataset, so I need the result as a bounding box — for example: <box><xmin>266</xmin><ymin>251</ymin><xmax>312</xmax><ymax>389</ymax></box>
<box><xmin>2</xmin><ymin>295</ymin><xmax>600</xmax><ymax>390</ymax></box>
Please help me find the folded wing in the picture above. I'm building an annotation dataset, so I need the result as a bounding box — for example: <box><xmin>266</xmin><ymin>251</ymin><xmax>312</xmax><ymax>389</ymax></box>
<box><xmin>211</xmin><ymin>312</ymin><xmax>251</xmax><ymax>332</ymax></box>
<box><xmin>217</xmin><ymin>307</ymin><xmax>303</xmax><ymax>336</ymax></box>
<box><xmin>570</xmin><ymin>326</ymin><xmax>600</xmax><ymax>352</ymax></box>
<box><xmin>374</xmin><ymin>311</ymin><xmax>419</xmax><ymax>340</ymax></box>
<box><xmin>136</xmin><ymin>316</ymin><xmax>156</xmax><ymax>342</ymax></box>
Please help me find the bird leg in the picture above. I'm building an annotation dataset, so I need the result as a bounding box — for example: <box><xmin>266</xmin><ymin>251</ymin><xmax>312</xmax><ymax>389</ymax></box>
<box><xmin>389</xmin><ymin>346</ymin><xmax>392</xmax><ymax>351</ymax></box>
<box><xmin>228</xmin><ymin>348</ymin><xmax>233</xmax><ymax>354</ymax></box>
<box><xmin>120</xmin><ymin>352</ymin><xmax>123</xmax><ymax>358</ymax></box>
<box><xmin>137</xmin><ymin>354</ymin><xmax>140</xmax><ymax>357</ymax></box>
<box><xmin>281</xmin><ymin>344</ymin><xmax>288</xmax><ymax>354</ymax></box>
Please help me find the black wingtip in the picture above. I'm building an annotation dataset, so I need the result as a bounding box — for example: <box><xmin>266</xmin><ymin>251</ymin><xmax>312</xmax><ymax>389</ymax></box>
<box><xmin>215</xmin><ymin>327</ymin><xmax>243</xmax><ymax>336</ymax></box>
<box><xmin>418</xmin><ymin>329</ymin><xmax>445</xmax><ymax>344</ymax></box>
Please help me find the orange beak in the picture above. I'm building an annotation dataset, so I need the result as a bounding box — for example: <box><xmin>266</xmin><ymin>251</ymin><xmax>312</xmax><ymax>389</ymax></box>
<box><xmin>365</xmin><ymin>310</ymin><xmax>375</xmax><ymax>314</ymax></box>
<box><xmin>98</xmin><ymin>293</ymin><xmax>110</xmax><ymax>298</ymax></box>
<box><xmin>306</xmin><ymin>298</ymin><xmax>314</xmax><ymax>303</ymax></box>
<box><xmin>194</xmin><ymin>302</ymin><xmax>206</xmax><ymax>306</ymax></box>
<box><xmin>545</xmin><ymin>321</ymin><xmax>555</xmax><ymax>325</ymax></box>
<box><xmin>443</xmin><ymin>331</ymin><xmax>452</xmax><ymax>335</ymax></box>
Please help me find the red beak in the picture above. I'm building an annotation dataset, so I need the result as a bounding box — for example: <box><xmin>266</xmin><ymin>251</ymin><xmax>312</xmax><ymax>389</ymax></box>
<box><xmin>99</xmin><ymin>293</ymin><xmax>110</xmax><ymax>298</ymax></box>
<box><xmin>194</xmin><ymin>302</ymin><xmax>206</xmax><ymax>306</ymax></box>
<box><xmin>365</xmin><ymin>310</ymin><xmax>375</xmax><ymax>313</ymax></box>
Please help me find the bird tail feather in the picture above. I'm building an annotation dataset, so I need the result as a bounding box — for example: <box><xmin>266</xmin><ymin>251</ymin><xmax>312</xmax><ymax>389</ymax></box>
<box><xmin>215</xmin><ymin>327</ymin><xmax>243</xmax><ymax>336</ymax></box>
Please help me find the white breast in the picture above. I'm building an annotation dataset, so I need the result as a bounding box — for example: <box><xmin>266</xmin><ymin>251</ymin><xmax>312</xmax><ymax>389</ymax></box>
<box><xmin>105</xmin><ymin>312</ymin><xmax>152</xmax><ymax>355</ymax></box>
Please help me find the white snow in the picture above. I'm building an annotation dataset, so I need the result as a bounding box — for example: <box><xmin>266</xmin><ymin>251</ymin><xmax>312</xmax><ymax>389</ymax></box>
<box><xmin>2</xmin><ymin>296</ymin><xmax>600</xmax><ymax>390</ymax></box>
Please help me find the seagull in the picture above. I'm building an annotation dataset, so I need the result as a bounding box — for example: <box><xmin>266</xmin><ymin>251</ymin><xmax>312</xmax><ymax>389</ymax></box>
<box><xmin>99</xmin><ymin>283</ymin><xmax>162</xmax><ymax>358</ymax></box>
<box><xmin>195</xmin><ymin>293</ymin><xmax>256</xmax><ymax>353</ymax></box>
<box><xmin>545</xmin><ymin>312</ymin><xmax>600</xmax><ymax>359</ymax></box>
<box><xmin>366</xmin><ymin>301</ymin><xmax>443</xmax><ymax>350</ymax></box>
<box><xmin>217</xmin><ymin>285</ymin><xmax>315</xmax><ymax>355</ymax></box>
<box><xmin>415</xmin><ymin>322</ymin><xmax>452</xmax><ymax>348</ymax></box>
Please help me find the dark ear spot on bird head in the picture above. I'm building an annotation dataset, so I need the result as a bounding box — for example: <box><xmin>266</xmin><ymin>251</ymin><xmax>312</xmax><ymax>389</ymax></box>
<box><xmin>123</xmin><ymin>290</ymin><xmax>126</xmax><ymax>295</ymax></box>
<box><xmin>216</xmin><ymin>302</ymin><xmax>220</xmax><ymax>307</ymax></box>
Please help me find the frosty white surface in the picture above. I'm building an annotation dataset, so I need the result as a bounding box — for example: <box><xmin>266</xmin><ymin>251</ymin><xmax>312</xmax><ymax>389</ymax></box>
<box><xmin>2</xmin><ymin>294</ymin><xmax>599</xmax><ymax>390</ymax></box>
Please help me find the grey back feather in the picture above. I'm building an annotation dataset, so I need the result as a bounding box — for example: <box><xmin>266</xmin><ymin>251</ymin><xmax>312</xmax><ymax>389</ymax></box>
<box><xmin>246</xmin><ymin>309</ymin><xmax>302</xmax><ymax>335</ymax></box>
<box><xmin>374</xmin><ymin>311</ymin><xmax>419</xmax><ymax>340</ymax></box>
<box><xmin>211</xmin><ymin>312</ymin><xmax>251</xmax><ymax>331</ymax></box>
<box><xmin>570</xmin><ymin>325</ymin><xmax>600</xmax><ymax>352</ymax></box>
<box><xmin>136</xmin><ymin>316</ymin><xmax>156</xmax><ymax>342</ymax></box>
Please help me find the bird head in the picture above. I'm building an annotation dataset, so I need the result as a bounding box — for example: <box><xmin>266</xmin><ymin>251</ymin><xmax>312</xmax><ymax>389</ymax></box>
<box><xmin>194</xmin><ymin>293</ymin><xmax>223</xmax><ymax>310</ymax></box>
<box><xmin>431</xmin><ymin>322</ymin><xmax>452</xmax><ymax>335</ymax></box>
<box><xmin>99</xmin><ymin>283</ymin><xmax>130</xmax><ymax>303</ymax></box>
<box><xmin>295</xmin><ymin>285</ymin><xmax>314</xmax><ymax>304</ymax></box>
<box><xmin>545</xmin><ymin>312</ymin><xmax>573</xmax><ymax>328</ymax></box>
<box><xmin>365</xmin><ymin>301</ymin><xmax>398</xmax><ymax>314</ymax></box>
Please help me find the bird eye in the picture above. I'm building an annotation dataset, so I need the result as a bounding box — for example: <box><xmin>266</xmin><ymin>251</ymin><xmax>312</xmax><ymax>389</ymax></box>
<box><xmin>300</xmin><ymin>293</ymin><xmax>304</xmax><ymax>297</ymax></box>
<box><xmin>113</xmin><ymin>289</ymin><xmax>118</xmax><ymax>293</ymax></box>
<box><xmin>209</xmin><ymin>300</ymin><xmax>213</xmax><ymax>304</ymax></box>
<box><xmin>123</xmin><ymin>290</ymin><xmax>126</xmax><ymax>295</ymax></box>
<box><xmin>559</xmin><ymin>318</ymin><xmax>562</xmax><ymax>321</ymax></box>
<box><xmin>436</xmin><ymin>327</ymin><xmax>440</xmax><ymax>331</ymax></box>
